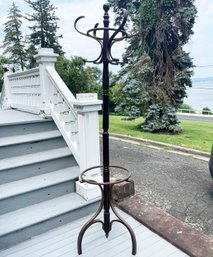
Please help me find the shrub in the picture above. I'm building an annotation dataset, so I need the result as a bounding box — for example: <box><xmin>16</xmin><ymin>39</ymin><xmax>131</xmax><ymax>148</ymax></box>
<box><xmin>178</xmin><ymin>103</ymin><xmax>195</xmax><ymax>113</ymax></box>
<box><xmin>202</xmin><ymin>107</ymin><xmax>212</xmax><ymax>115</ymax></box>
<box><xmin>140</xmin><ymin>104</ymin><xmax>182</xmax><ymax>134</ymax></box>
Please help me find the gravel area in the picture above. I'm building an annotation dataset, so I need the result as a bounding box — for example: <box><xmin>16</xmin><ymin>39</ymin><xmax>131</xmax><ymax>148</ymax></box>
<box><xmin>101</xmin><ymin>139</ymin><xmax>213</xmax><ymax>236</ymax></box>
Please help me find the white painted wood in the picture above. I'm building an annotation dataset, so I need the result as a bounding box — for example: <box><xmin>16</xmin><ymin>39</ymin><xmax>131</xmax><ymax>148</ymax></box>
<box><xmin>0</xmin><ymin>110</ymin><xmax>48</xmax><ymax>126</ymax></box>
<box><xmin>0</xmin><ymin>211</ymin><xmax>189</xmax><ymax>257</ymax></box>
<box><xmin>1</xmin><ymin>210</ymin><xmax>128</xmax><ymax>257</ymax></box>
<box><xmin>50</xmin><ymin>106</ymin><xmax>80</xmax><ymax>165</ymax></box>
<box><xmin>2</xmin><ymin>48</ymin><xmax>103</xmax><ymax>200</ymax></box>
<box><xmin>0</xmin><ymin>130</ymin><xmax>61</xmax><ymax>147</ymax></box>
<box><xmin>2</xmin><ymin>71</ymin><xmax>13</xmax><ymax>109</ymax></box>
<box><xmin>35</xmin><ymin>49</ymin><xmax>57</xmax><ymax>112</ymax></box>
<box><xmin>0</xmin><ymin>214</ymin><xmax>136</xmax><ymax>256</ymax></box>
<box><xmin>0</xmin><ymin>147</ymin><xmax>71</xmax><ymax>171</ymax></box>
<box><xmin>74</xmin><ymin>94</ymin><xmax>102</xmax><ymax>200</ymax></box>
<box><xmin>1</xmin><ymin>48</ymin><xmax>102</xmax><ymax>185</ymax></box>
<box><xmin>74</xmin><ymin>93</ymin><xmax>102</xmax><ymax>173</ymax></box>
<box><xmin>75</xmin><ymin>179</ymin><xmax>102</xmax><ymax>201</ymax></box>
<box><xmin>45</xmin><ymin>64</ymin><xmax>80</xmax><ymax>168</ymax></box>
<box><xmin>36</xmin><ymin>217</ymin><xmax>140</xmax><ymax>257</ymax></box>
<box><xmin>64</xmin><ymin>120</ymin><xmax>77</xmax><ymax>132</ymax></box>
<box><xmin>45</xmin><ymin>66</ymin><xmax>76</xmax><ymax>105</ymax></box>
<box><xmin>10</xmin><ymin>103</ymin><xmax>41</xmax><ymax>114</ymax></box>
<box><xmin>59</xmin><ymin>112</ymin><xmax>75</xmax><ymax>123</ymax></box>
<box><xmin>0</xmin><ymin>168</ymin><xmax>79</xmax><ymax>201</ymax></box>
<box><xmin>0</xmin><ymin>106</ymin><xmax>102</xmax><ymax>249</ymax></box>
<box><xmin>149</xmin><ymin>247</ymin><xmax>179</xmax><ymax>257</ymax></box>
<box><xmin>7</xmin><ymin>68</ymin><xmax>41</xmax><ymax>110</ymax></box>
<box><xmin>0</xmin><ymin>193</ymin><xmax>96</xmax><ymax>237</ymax></box>
<box><xmin>7</xmin><ymin>68</ymin><xmax>39</xmax><ymax>78</ymax></box>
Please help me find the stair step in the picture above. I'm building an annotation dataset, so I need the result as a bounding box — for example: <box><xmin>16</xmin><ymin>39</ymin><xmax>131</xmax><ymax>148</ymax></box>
<box><xmin>0</xmin><ymin>110</ymin><xmax>98</xmax><ymax>251</ymax></box>
<box><xmin>0</xmin><ymin>156</ymin><xmax>77</xmax><ymax>185</ymax></box>
<box><xmin>0</xmin><ymin>130</ymin><xmax>62</xmax><ymax>147</ymax></box>
<box><xmin>0</xmin><ymin>193</ymin><xmax>88</xmax><ymax>236</ymax></box>
<box><xmin>0</xmin><ymin>120</ymin><xmax>58</xmax><ymax>138</ymax></box>
<box><xmin>0</xmin><ymin>137</ymin><xmax>67</xmax><ymax>160</ymax></box>
<box><xmin>0</xmin><ymin>193</ymin><xmax>99</xmax><ymax>250</ymax></box>
<box><xmin>0</xmin><ymin>110</ymin><xmax>50</xmax><ymax>127</ymax></box>
<box><xmin>0</xmin><ymin>168</ymin><xmax>80</xmax><ymax>214</ymax></box>
<box><xmin>0</xmin><ymin>147</ymin><xmax>72</xmax><ymax>171</ymax></box>
<box><xmin>0</xmin><ymin>168</ymin><xmax>79</xmax><ymax>201</ymax></box>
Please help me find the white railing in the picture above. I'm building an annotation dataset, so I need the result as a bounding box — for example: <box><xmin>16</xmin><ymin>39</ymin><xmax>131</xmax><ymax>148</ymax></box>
<box><xmin>45</xmin><ymin>65</ymin><xmax>80</xmax><ymax>164</ymax></box>
<box><xmin>6</xmin><ymin>68</ymin><xmax>41</xmax><ymax>114</ymax></box>
<box><xmin>1</xmin><ymin>48</ymin><xmax>102</xmax><ymax>176</ymax></box>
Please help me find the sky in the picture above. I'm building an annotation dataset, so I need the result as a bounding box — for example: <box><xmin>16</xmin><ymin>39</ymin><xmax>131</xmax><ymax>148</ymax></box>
<box><xmin>0</xmin><ymin>0</ymin><xmax>213</xmax><ymax>78</ymax></box>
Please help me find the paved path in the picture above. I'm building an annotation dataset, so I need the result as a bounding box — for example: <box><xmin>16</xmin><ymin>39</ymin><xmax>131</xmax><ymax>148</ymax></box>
<box><xmin>104</xmin><ymin>138</ymin><xmax>213</xmax><ymax>236</ymax></box>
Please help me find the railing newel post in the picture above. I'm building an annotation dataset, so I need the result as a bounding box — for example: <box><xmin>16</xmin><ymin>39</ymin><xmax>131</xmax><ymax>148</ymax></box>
<box><xmin>35</xmin><ymin>48</ymin><xmax>58</xmax><ymax>116</ymax></box>
<box><xmin>74</xmin><ymin>93</ymin><xmax>102</xmax><ymax>199</ymax></box>
<box><xmin>1</xmin><ymin>66</ymin><xmax>14</xmax><ymax>109</ymax></box>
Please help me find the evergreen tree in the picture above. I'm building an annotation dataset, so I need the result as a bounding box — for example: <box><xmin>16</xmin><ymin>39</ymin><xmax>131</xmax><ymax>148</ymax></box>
<box><xmin>2</xmin><ymin>3</ymin><xmax>25</xmax><ymax>70</ymax></box>
<box><xmin>109</xmin><ymin>0</ymin><xmax>197</xmax><ymax>133</ymax></box>
<box><xmin>25</xmin><ymin>0</ymin><xmax>63</xmax><ymax>64</ymax></box>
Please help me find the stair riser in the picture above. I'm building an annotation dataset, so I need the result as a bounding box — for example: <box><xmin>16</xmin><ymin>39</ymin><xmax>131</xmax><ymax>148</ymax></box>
<box><xmin>0</xmin><ymin>157</ymin><xmax>76</xmax><ymax>185</ymax></box>
<box><xmin>0</xmin><ymin>121</ymin><xmax>58</xmax><ymax>138</ymax></box>
<box><xmin>0</xmin><ymin>201</ymin><xmax>99</xmax><ymax>250</ymax></box>
<box><xmin>0</xmin><ymin>180</ymin><xmax>77</xmax><ymax>215</ymax></box>
<box><xmin>0</xmin><ymin>137</ymin><xmax>67</xmax><ymax>160</ymax></box>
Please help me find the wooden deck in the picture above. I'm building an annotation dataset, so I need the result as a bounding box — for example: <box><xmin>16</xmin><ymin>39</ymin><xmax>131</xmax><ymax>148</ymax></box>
<box><xmin>0</xmin><ymin>210</ymin><xmax>189</xmax><ymax>257</ymax></box>
<box><xmin>0</xmin><ymin>110</ymin><xmax>46</xmax><ymax>126</ymax></box>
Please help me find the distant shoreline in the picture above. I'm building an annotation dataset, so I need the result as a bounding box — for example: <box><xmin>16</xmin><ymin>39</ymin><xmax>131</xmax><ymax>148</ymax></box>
<box><xmin>185</xmin><ymin>84</ymin><xmax>213</xmax><ymax>110</ymax></box>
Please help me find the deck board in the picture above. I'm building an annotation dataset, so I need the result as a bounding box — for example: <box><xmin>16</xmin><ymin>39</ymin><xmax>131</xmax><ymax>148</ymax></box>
<box><xmin>0</xmin><ymin>110</ymin><xmax>47</xmax><ymax>126</ymax></box>
<box><xmin>0</xmin><ymin>210</ymin><xmax>189</xmax><ymax>257</ymax></box>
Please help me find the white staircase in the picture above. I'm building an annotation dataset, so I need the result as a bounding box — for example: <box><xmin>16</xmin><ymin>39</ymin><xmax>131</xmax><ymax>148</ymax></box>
<box><xmin>0</xmin><ymin>48</ymin><xmax>102</xmax><ymax>250</ymax></box>
<box><xmin>0</xmin><ymin>110</ymin><xmax>99</xmax><ymax>250</ymax></box>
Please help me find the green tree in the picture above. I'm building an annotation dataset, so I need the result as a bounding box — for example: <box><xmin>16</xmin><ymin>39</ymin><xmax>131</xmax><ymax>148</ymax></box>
<box><xmin>25</xmin><ymin>0</ymin><xmax>63</xmax><ymax>67</ymax></box>
<box><xmin>2</xmin><ymin>3</ymin><xmax>26</xmax><ymax>70</ymax></box>
<box><xmin>56</xmin><ymin>56</ymin><xmax>101</xmax><ymax>96</ymax></box>
<box><xmin>109</xmin><ymin>0</ymin><xmax>197</xmax><ymax>133</ymax></box>
<box><xmin>26</xmin><ymin>44</ymin><xmax>37</xmax><ymax>69</ymax></box>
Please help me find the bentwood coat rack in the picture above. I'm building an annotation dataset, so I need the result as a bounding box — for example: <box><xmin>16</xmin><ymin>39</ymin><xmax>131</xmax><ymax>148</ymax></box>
<box><xmin>74</xmin><ymin>4</ymin><xmax>137</xmax><ymax>255</ymax></box>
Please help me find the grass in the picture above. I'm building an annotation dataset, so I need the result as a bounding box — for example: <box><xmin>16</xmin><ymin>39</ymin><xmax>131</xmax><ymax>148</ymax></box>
<box><xmin>99</xmin><ymin>115</ymin><xmax>213</xmax><ymax>153</ymax></box>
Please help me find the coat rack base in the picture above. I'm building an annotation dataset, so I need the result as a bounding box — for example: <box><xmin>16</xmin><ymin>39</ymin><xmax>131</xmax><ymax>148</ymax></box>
<box><xmin>77</xmin><ymin>165</ymin><xmax>137</xmax><ymax>255</ymax></box>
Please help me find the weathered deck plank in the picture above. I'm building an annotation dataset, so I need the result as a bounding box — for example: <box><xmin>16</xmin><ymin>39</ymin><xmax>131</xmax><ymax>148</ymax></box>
<box><xmin>0</xmin><ymin>110</ymin><xmax>46</xmax><ymax>126</ymax></box>
<box><xmin>0</xmin><ymin>210</ymin><xmax>189</xmax><ymax>257</ymax></box>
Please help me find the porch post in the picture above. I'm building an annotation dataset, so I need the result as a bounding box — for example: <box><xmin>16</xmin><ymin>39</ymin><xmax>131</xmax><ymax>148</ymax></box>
<box><xmin>35</xmin><ymin>48</ymin><xmax>58</xmax><ymax>116</ymax></box>
<box><xmin>74</xmin><ymin>93</ymin><xmax>102</xmax><ymax>200</ymax></box>
<box><xmin>2</xmin><ymin>66</ymin><xmax>14</xmax><ymax>109</ymax></box>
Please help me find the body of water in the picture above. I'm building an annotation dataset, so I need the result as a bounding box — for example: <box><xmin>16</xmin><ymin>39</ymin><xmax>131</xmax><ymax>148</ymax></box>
<box><xmin>184</xmin><ymin>78</ymin><xmax>213</xmax><ymax>112</ymax></box>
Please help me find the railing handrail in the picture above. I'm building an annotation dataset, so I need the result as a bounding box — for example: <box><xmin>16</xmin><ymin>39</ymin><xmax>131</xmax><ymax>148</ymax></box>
<box><xmin>45</xmin><ymin>66</ymin><xmax>77</xmax><ymax>118</ymax></box>
<box><xmin>7</xmin><ymin>67</ymin><xmax>39</xmax><ymax>79</ymax></box>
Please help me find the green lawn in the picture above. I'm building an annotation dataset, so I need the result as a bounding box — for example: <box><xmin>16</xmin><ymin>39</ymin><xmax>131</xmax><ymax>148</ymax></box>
<box><xmin>99</xmin><ymin>115</ymin><xmax>213</xmax><ymax>153</ymax></box>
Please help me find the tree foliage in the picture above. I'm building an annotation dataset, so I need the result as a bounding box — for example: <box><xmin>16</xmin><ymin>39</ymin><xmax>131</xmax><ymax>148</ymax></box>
<box><xmin>25</xmin><ymin>0</ymin><xmax>63</xmax><ymax>66</ymax></box>
<box><xmin>2</xmin><ymin>3</ymin><xmax>26</xmax><ymax>70</ymax></box>
<box><xmin>109</xmin><ymin>0</ymin><xmax>197</xmax><ymax>133</ymax></box>
<box><xmin>56</xmin><ymin>56</ymin><xmax>101</xmax><ymax>96</ymax></box>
